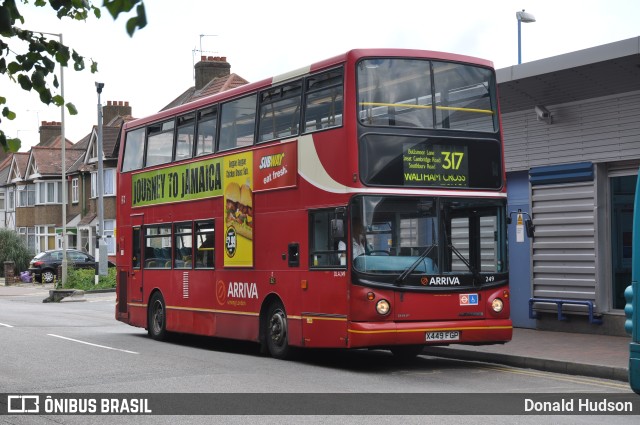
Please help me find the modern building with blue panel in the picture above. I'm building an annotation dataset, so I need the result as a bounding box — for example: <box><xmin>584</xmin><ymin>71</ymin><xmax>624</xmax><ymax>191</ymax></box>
<box><xmin>498</xmin><ymin>37</ymin><xmax>640</xmax><ymax>336</ymax></box>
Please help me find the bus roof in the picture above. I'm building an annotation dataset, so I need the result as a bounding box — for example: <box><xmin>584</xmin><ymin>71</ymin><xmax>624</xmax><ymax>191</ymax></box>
<box><xmin>123</xmin><ymin>48</ymin><xmax>494</xmax><ymax>132</ymax></box>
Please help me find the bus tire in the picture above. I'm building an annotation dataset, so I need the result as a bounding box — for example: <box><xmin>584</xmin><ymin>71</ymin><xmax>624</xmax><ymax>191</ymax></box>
<box><xmin>148</xmin><ymin>292</ymin><xmax>168</xmax><ymax>341</ymax></box>
<box><xmin>265</xmin><ymin>301</ymin><xmax>291</xmax><ymax>359</ymax></box>
<box><xmin>390</xmin><ymin>345</ymin><xmax>424</xmax><ymax>361</ymax></box>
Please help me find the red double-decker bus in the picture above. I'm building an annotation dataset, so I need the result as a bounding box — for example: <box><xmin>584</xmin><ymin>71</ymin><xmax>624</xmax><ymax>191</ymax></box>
<box><xmin>115</xmin><ymin>48</ymin><xmax>511</xmax><ymax>359</ymax></box>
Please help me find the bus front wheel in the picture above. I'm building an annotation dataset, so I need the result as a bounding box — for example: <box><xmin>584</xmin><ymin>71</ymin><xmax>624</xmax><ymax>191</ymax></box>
<box><xmin>148</xmin><ymin>292</ymin><xmax>168</xmax><ymax>341</ymax></box>
<box><xmin>265</xmin><ymin>301</ymin><xmax>291</xmax><ymax>359</ymax></box>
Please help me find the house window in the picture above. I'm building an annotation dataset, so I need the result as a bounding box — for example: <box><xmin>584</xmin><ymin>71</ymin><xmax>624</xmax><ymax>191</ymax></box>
<box><xmin>0</xmin><ymin>190</ymin><xmax>5</xmax><ymax>211</ymax></box>
<box><xmin>103</xmin><ymin>219</ymin><xmax>116</xmax><ymax>255</ymax></box>
<box><xmin>91</xmin><ymin>169</ymin><xmax>116</xmax><ymax>198</ymax></box>
<box><xmin>18</xmin><ymin>227</ymin><xmax>36</xmax><ymax>253</ymax></box>
<box><xmin>17</xmin><ymin>184</ymin><xmax>36</xmax><ymax>207</ymax></box>
<box><xmin>72</xmin><ymin>178</ymin><xmax>79</xmax><ymax>203</ymax></box>
<box><xmin>8</xmin><ymin>188</ymin><xmax>14</xmax><ymax>211</ymax></box>
<box><xmin>36</xmin><ymin>225</ymin><xmax>56</xmax><ymax>252</ymax></box>
<box><xmin>37</xmin><ymin>181</ymin><xmax>62</xmax><ymax>204</ymax></box>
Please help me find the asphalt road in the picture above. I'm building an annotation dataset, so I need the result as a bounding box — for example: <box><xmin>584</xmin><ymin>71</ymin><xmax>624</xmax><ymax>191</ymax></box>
<box><xmin>0</xmin><ymin>289</ymin><xmax>636</xmax><ymax>424</ymax></box>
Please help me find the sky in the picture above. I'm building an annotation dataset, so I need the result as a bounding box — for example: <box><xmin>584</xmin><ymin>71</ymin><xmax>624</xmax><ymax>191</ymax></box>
<box><xmin>2</xmin><ymin>0</ymin><xmax>640</xmax><ymax>152</ymax></box>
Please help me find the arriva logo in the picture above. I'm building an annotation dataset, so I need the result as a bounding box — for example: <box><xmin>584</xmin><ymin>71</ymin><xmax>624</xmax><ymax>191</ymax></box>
<box><xmin>429</xmin><ymin>276</ymin><xmax>461</xmax><ymax>286</ymax></box>
<box><xmin>216</xmin><ymin>280</ymin><xmax>258</xmax><ymax>306</ymax></box>
<box><xmin>227</xmin><ymin>281</ymin><xmax>258</xmax><ymax>299</ymax></box>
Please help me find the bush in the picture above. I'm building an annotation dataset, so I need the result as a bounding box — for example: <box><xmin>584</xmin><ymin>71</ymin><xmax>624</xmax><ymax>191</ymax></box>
<box><xmin>0</xmin><ymin>229</ymin><xmax>33</xmax><ymax>277</ymax></box>
<box><xmin>64</xmin><ymin>266</ymin><xmax>116</xmax><ymax>290</ymax></box>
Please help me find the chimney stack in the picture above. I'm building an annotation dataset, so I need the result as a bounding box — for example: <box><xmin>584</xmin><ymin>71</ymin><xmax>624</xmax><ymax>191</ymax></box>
<box><xmin>103</xmin><ymin>100</ymin><xmax>132</xmax><ymax>125</ymax></box>
<box><xmin>194</xmin><ymin>56</ymin><xmax>231</xmax><ymax>90</ymax></box>
<box><xmin>39</xmin><ymin>121</ymin><xmax>62</xmax><ymax>146</ymax></box>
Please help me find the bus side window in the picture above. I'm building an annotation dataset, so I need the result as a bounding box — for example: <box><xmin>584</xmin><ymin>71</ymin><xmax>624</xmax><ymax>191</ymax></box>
<box><xmin>196</xmin><ymin>106</ymin><xmax>217</xmax><ymax>157</ymax></box>
<box><xmin>303</xmin><ymin>68</ymin><xmax>344</xmax><ymax>133</ymax></box>
<box><xmin>309</xmin><ymin>209</ymin><xmax>346</xmax><ymax>268</ymax></box>
<box><xmin>258</xmin><ymin>81</ymin><xmax>302</xmax><ymax>143</ymax></box>
<box><xmin>132</xmin><ymin>227</ymin><xmax>141</xmax><ymax>268</ymax></box>
<box><xmin>146</xmin><ymin>120</ymin><xmax>174</xmax><ymax>167</ymax></box>
<box><xmin>175</xmin><ymin>113</ymin><xmax>196</xmax><ymax>161</ymax></box>
<box><xmin>174</xmin><ymin>222</ymin><xmax>193</xmax><ymax>269</ymax></box>
<box><xmin>144</xmin><ymin>224</ymin><xmax>172</xmax><ymax>268</ymax></box>
<box><xmin>195</xmin><ymin>220</ymin><xmax>215</xmax><ymax>269</ymax></box>
<box><xmin>219</xmin><ymin>95</ymin><xmax>257</xmax><ymax>152</ymax></box>
<box><xmin>122</xmin><ymin>128</ymin><xmax>145</xmax><ymax>172</ymax></box>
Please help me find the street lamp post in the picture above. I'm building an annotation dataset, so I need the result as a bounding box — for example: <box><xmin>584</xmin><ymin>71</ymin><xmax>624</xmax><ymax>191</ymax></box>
<box><xmin>516</xmin><ymin>9</ymin><xmax>536</xmax><ymax>64</ymax></box>
<box><xmin>39</xmin><ymin>31</ymin><xmax>67</xmax><ymax>286</ymax></box>
<box><xmin>95</xmin><ymin>82</ymin><xmax>107</xmax><ymax>280</ymax></box>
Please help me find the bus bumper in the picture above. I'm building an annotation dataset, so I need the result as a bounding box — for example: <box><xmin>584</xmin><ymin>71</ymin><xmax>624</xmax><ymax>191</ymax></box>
<box><xmin>347</xmin><ymin>319</ymin><xmax>512</xmax><ymax>348</ymax></box>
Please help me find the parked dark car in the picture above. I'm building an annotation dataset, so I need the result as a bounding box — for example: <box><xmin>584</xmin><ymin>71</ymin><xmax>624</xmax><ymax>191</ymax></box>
<box><xmin>28</xmin><ymin>249</ymin><xmax>114</xmax><ymax>283</ymax></box>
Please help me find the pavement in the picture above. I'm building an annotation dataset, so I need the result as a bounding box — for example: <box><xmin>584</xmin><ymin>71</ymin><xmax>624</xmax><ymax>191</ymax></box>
<box><xmin>0</xmin><ymin>280</ymin><xmax>633</xmax><ymax>383</ymax></box>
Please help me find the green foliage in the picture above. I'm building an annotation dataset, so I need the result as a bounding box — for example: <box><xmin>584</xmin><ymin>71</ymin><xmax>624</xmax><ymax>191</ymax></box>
<box><xmin>0</xmin><ymin>0</ymin><xmax>147</xmax><ymax>152</ymax></box>
<box><xmin>0</xmin><ymin>229</ymin><xmax>33</xmax><ymax>276</ymax></box>
<box><xmin>64</xmin><ymin>265</ymin><xmax>116</xmax><ymax>290</ymax></box>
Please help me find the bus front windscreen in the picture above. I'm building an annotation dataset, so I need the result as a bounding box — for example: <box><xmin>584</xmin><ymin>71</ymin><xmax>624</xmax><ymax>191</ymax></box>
<box><xmin>351</xmin><ymin>196</ymin><xmax>507</xmax><ymax>288</ymax></box>
<box><xmin>357</xmin><ymin>58</ymin><xmax>498</xmax><ymax>132</ymax></box>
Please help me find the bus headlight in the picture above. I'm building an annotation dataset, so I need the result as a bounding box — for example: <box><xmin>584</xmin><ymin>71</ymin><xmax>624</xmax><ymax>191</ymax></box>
<box><xmin>376</xmin><ymin>299</ymin><xmax>391</xmax><ymax>315</ymax></box>
<box><xmin>491</xmin><ymin>298</ymin><xmax>504</xmax><ymax>313</ymax></box>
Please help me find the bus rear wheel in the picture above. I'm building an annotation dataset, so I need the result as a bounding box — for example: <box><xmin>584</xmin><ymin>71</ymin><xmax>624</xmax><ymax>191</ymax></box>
<box><xmin>265</xmin><ymin>301</ymin><xmax>291</xmax><ymax>359</ymax></box>
<box><xmin>390</xmin><ymin>345</ymin><xmax>424</xmax><ymax>361</ymax></box>
<box><xmin>148</xmin><ymin>292</ymin><xmax>168</xmax><ymax>341</ymax></box>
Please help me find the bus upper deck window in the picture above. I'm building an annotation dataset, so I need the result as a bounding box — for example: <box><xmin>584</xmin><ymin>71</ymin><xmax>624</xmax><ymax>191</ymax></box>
<box><xmin>196</xmin><ymin>107</ymin><xmax>217</xmax><ymax>156</ymax></box>
<box><xmin>303</xmin><ymin>68</ymin><xmax>343</xmax><ymax>133</ymax></box>
<box><xmin>146</xmin><ymin>120</ymin><xmax>174</xmax><ymax>167</ymax></box>
<box><xmin>219</xmin><ymin>95</ymin><xmax>257</xmax><ymax>152</ymax></box>
<box><xmin>175</xmin><ymin>113</ymin><xmax>196</xmax><ymax>161</ymax></box>
<box><xmin>121</xmin><ymin>128</ymin><xmax>145</xmax><ymax>172</ymax></box>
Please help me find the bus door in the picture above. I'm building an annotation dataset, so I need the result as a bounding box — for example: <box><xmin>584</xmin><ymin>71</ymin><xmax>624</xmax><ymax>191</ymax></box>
<box><xmin>303</xmin><ymin>209</ymin><xmax>349</xmax><ymax>348</ymax></box>
<box><xmin>129</xmin><ymin>214</ymin><xmax>144</xmax><ymax>304</ymax></box>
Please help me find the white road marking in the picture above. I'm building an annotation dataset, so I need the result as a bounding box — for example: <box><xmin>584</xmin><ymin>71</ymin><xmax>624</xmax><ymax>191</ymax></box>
<box><xmin>0</xmin><ymin>322</ymin><xmax>14</xmax><ymax>328</ymax></box>
<box><xmin>47</xmin><ymin>334</ymin><xmax>139</xmax><ymax>354</ymax></box>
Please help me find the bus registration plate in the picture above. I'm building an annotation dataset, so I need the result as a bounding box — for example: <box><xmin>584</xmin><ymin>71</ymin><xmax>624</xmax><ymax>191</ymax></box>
<box><xmin>426</xmin><ymin>331</ymin><xmax>460</xmax><ymax>341</ymax></box>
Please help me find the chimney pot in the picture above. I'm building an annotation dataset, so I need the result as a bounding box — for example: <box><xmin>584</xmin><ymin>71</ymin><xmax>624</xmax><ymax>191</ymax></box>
<box><xmin>221</xmin><ymin>56</ymin><xmax>227</xmax><ymax>62</ymax></box>
<box><xmin>201</xmin><ymin>55</ymin><xmax>206</xmax><ymax>61</ymax></box>
<box><xmin>125</xmin><ymin>101</ymin><xmax>129</xmax><ymax>107</ymax></box>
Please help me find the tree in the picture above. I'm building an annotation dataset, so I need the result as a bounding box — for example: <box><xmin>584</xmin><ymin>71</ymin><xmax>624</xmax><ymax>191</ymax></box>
<box><xmin>0</xmin><ymin>228</ymin><xmax>32</xmax><ymax>276</ymax></box>
<box><xmin>0</xmin><ymin>0</ymin><xmax>147</xmax><ymax>152</ymax></box>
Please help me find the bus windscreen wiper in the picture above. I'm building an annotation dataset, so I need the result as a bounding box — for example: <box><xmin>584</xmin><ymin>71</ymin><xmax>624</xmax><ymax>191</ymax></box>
<box><xmin>448</xmin><ymin>242</ymin><xmax>482</xmax><ymax>285</ymax></box>
<box><xmin>395</xmin><ymin>244</ymin><xmax>436</xmax><ymax>285</ymax></box>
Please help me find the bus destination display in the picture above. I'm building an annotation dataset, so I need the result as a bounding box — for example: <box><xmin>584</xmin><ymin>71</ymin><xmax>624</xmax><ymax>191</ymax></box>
<box><xmin>403</xmin><ymin>143</ymin><xmax>469</xmax><ymax>187</ymax></box>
